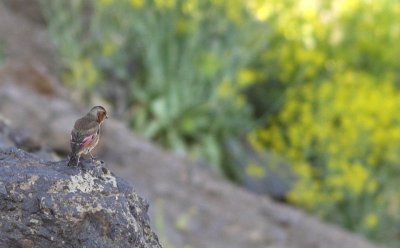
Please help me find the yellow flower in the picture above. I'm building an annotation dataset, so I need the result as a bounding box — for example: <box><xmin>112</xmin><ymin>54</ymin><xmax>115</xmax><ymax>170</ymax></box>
<box><xmin>130</xmin><ymin>0</ymin><xmax>144</xmax><ymax>8</ymax></box>
<box><xmin>246</xmin><ymin>1</ymin><xmax>273</xmax><ymax>21</ymax></box>
<box><xmin>363</xmin><ymin>213</ymin><xmax>378</xmax><ymax>229</ymax></box>
<box><xmin>182</xmin><ymin>0</ymin><xmax>198</xmax><ymax>15</ymax></box>
<box><xmin>237</xmin><ymin>69</ymin><xmax>258</xmax><ymax>87</ymax></box>
<box><xmin>64</xmin><ymin>58</ymin><xmax>99</xmax><ymax>90</ymax></box>
<box><xmin>154</xmin><ymin>0</ymin><xmax>176</xmax><ymax>9</ymax></box>
<box><xmin>294</xmin><ymin>162</ymin><xmax>312</xmax><ymax>178</ymax></box>
<box><xmin>347</xmin><ymin>163</ymin><xmax>368</xmax><ymax>195</ymax></box>
<box><xmin>245</xmin><ymin>162</ymin><xmax>266</xmax><ymax>179</ymax></box>
<box><xmin>248</xmin><ymin>131</ymin><xmax>264</xmax><ymax>153</ymax></box>
<box><xmin>298</xmin><ymin>0</ymin><xmax>318</xmax><ymax>21</ymax></box>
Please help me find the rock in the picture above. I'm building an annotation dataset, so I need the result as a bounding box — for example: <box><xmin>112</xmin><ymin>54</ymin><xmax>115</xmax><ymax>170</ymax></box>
<box><xmin>0</xmin><ymin>61</ymin><xmax>60</xmax><ymax>97</ymax></box>
<box><xmin>0</xmin><ymin>119</ymin><xmax>40</xmax><ymax>151</ymax></box>
<box><xmin>0</xmin><ymin>148</ymin><xmax>161</xmax><ymax>248</ymax></box>
<box><xmin>0</xmin><ymin>84</ymin><xmax>78</xmax><ymax>153</ymax></box>
<box><xmin>2</xmin><ymin>0</ymin><xmax>45</xmax><ymax>25</ymax></box>
<box><xmin>0</xmin><ymin>120</ymin><xmax>14</xmax><ymax>149</ymax></box>
<box><xmin>0</xmin><ymin>2</ymin><xmax>60</xmax><ymax>75</ymax></box>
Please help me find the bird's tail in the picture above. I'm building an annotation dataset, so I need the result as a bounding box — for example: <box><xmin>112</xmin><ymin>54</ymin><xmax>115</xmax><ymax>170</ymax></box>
<box><xmin>67</xmin><ymin>153</ymin><xmax>80</xmax><ymax>167</ymax></box>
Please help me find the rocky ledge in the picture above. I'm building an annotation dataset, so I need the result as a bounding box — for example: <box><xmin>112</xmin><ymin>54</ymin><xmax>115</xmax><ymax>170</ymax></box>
<box><xmin>0</xmin><ymin>148</ymin><xmax>161</xmax><ymax>248</ymax></box>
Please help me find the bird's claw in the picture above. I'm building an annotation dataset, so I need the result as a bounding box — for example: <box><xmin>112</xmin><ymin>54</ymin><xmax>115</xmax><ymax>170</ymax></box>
<box><xmin>89</xmin><ymin>152</ymin><xmax>97</xmax><ymax>162</ymax></box>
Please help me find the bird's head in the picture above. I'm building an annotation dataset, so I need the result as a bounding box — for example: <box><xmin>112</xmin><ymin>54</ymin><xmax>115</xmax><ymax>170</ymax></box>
<box><xmin>89</xmin><ymin>106</ymin><xmax>108</xmax><ymax>124</ymax></box>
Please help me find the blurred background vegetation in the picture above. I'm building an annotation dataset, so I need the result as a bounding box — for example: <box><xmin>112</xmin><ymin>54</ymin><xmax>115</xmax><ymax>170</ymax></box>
<box><xmin>40</xmin><ymin>0</ymin><xmax>400</xmax><ymax>246</ymax></box>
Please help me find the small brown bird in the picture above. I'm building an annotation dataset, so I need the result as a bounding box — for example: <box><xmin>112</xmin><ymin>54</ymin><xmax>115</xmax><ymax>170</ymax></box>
<box><xmin>67</xmin><ymin>106</ymin><xmax>108</xmax><ymax>167</ymax></box>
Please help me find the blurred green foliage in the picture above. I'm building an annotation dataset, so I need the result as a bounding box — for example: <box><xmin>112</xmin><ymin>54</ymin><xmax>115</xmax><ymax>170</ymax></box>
<box><xmin>42</xmin><ymin>0</ymin><xmax>400</xmax><ymax>245</ymax></box>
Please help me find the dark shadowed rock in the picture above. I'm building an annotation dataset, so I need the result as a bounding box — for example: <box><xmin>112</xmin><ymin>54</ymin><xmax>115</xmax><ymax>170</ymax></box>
<box><xmin>0</xmin><ymin>148</ymin><xmax>161</xmax><ymax>248</ymax></box>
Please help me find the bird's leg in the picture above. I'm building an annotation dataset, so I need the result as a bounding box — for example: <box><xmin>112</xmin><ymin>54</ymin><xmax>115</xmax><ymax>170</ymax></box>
<box><xmin>76</xmin><ymin>155</ymin><xmax>81</xmax><ymax>167</ymax></box>
<box><xmin>89</xmin><ymin>151</ymin><xmax>96</xmax><ymax>162</ymax></box>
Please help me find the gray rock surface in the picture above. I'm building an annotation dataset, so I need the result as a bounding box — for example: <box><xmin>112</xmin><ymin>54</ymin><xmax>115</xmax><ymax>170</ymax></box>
<box><xmin>0</xmin><ymin>147</ymin><xmax>161</xmax><ymax>248</ymax></box>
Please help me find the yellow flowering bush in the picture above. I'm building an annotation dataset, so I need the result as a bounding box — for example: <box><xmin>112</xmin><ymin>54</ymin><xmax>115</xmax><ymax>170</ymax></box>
<box><xmin>247</xmin><ymin>0</ymin><xmax>400</xmax><ymax>244</ymax></box>
<box><xmin>256</xmin><ymin>71</ymin><xmax>400</xmax><ymax>241</ymax></box>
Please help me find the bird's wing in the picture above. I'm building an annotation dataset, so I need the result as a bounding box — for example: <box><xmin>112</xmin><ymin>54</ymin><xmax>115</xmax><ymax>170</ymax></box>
<box><xmin>70</xmin><ymin>117</ymin><xmax>99</xmax><ymax>153</ymax></box>
<box><xmin>74</xmin><ymin>117</ymin><xmax>99</xmax><ymax>137</ymax></box>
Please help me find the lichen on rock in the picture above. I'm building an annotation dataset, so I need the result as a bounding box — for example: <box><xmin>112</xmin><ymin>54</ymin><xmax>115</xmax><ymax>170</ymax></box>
<box><xmin>0</xmin><ymin>147</ymin><xmax>162</xmax><ymax>248</ymax></box>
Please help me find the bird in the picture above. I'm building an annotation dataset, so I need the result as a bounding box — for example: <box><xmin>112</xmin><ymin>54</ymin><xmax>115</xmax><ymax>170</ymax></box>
<box><xmin>67</xmin><ymin>106</ymin><xmax>108</xmax><ymax>167</ymax></box>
